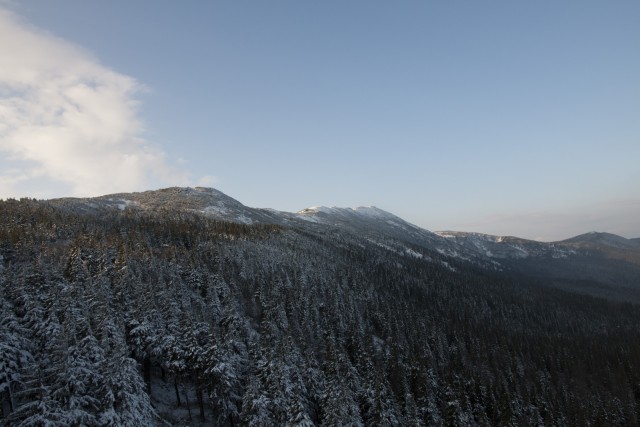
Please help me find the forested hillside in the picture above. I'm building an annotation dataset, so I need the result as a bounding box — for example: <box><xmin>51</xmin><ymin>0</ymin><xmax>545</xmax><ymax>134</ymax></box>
<box><xmin>1</xmin><ymin>194</ymin><xmax>640</xmax><ymax>426</ymax></box>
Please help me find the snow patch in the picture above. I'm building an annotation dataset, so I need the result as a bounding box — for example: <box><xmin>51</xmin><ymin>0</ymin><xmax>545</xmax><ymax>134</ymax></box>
<box><xmin>201</xmin><ymin>204</ymin><xmax>255</xmax><ymax>224</ymax></box>
<box><xmin>300</xmin><ymin>206</ymin><xmax>334</xmax><ymax>214</ymax></box>
<box><xmin>404</xmin><ymin>248</ymin><xmax>423</xmax><ymax>259</ymax></box>
<box><xmin>298</xmin><ymin>205</ymin><xmax>397</xmax><ymax>219</ymax></box>
<box><xmin>203</xmin><ymin>205</ymin><xmax>229</xmax><ymax>215</ymax></box>
<box><xmin>105</xmin><ymin>198</ymin><xmax>136</xmax><ymax>210</ymax></box>
<box><xmin>440</xmin><ymin>261</ymin><xmax>456</xmax><ymax>272</ymax></box>
<box><xmin>117</xmin><ymin>199</ymin><xmax>134</xmax><ymax>211</ymax></box>
<box><xmin>386</xmin><ymin>219</ymin><xmax>406</xmax><ymax>229</ymax></box>
<box><xmin>236</xmin><ymin>214</ymin><xmax>253</xmax><ymax>225</ymax></box>
<box><xmin>510</xmin><ymin>245</ymin><xmax>529</xmax><ymax>258</ymax></box>
<box><xmin>366</xmin><ymin>238</ymin><xmax>396</xmax><ymax>253</ymax></box>
<box><xmin>434</xmin><ymin>231</ymin><xmax>455</xmax><ymax>238</ymax></box>
<box><xmin>354</xmin><ymin>206</ymin><xmax>394</xmax><ymax>219</ymax></box>
<box><xmin>296</xmin><ymin>214</ymin><xmax>320</xmax><ymax>223</ymax></box>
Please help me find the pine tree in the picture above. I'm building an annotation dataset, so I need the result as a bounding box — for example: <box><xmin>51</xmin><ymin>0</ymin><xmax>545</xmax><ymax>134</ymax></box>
<box><xmin>100</xmin><ymin>354</ymin><xmax>158</xmax><ymax>426</ymax></box>
<box><xmin>320</xmin><ymin>337</ymin><xmax>363</xmax><ymax>426</ymax></box>
<box><xmin>240</xmin><ymin>370</ymin><xmax>274</xmax><ymax>426</ymax></box>
<box><xmin>0</xmin><ymin>300</ymin><xmax>32</xmax><ymax>418</ymax></box>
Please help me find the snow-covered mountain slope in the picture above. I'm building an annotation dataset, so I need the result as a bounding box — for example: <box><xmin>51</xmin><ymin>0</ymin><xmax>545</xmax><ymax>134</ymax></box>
<box><xmin>51</xmin><ymin>187</ymin><xmax>285</xmax><ymax>225</ymax></box>
<box><xmin>49</xmin><ymin>188</ymin><xmax>487</xmax><ymax>269</ymax></box>
<box><xmin>435</xmin><ymin>231</ymin><xmax>576</xmax><ymax>259</ymax></box>
<box><xmin>560</xmin><ymin>232</ymin><xmax>640</xmax><ymax>250</ymax></box>
<box><xmin>49</xmin><ymin>187</ymin><xmax>638</xmax><ymax>262</ymax></box>
<box><xmin>298</xmin><ymin>205</ymin><xmax>404</xmax><ymax>222</ymax></box>
<box><xmin>557</xmin><ymin>232</ymin><xmax>640</xmax><ymax>266</ymax></box>
<box><xmin>295</xmin><ymin>204</ymin><xmax>442</xmax><ymax>244</ymax></box>
<box><xmin>46</xmin><ymin>187</ymin><xmax>640</xmax><ymax>300</ymax></box>
<box><xmin>435</xmin><ymin>230</ymin><xmax>640</xmax><ymax>301</ymax></box>
<box><xmin>292</xmin><ymin>204</ymin><xmax>473</xmax><ymax>270</ymax></box>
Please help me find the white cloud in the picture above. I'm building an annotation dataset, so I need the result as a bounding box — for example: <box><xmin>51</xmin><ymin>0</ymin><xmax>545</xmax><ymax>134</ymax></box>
<box><xmin>0</xmin><ymin>8</ymin><xmax>191</xmax><ymax>199</ymax></box>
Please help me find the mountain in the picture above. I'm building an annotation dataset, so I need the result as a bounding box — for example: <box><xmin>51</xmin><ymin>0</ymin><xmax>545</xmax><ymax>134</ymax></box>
<box><xmin>294</xmin><ymin>205</ymin><xmax>466</xmax><ymax>266</ymax></box>
<box><xmin>434</xmin><ymin>230</ymin><xmax>576</xmax><ymax>259</ymax></box>
<box><xmin>290</xmin><ymin>200</ymin><xmax>640</xmax><ymax>302</ymax></box>
<box><xmin>49</xmin><ymin>187</ymin><xmax>640</xmax><ymax>302</ymax></box>
<box><xmin>559</xmin><ymin>232</ymin><xmax>640</xmax><ymax>264</ymax></box>
<box><xmin>561</xmin><ymin>231</ymin><xmax>640</xmax><ymax>248</ymax></box>
<box><xmin>434</xmin><ymin>230</ymin><xmax>640</xmax><ymax>302</ymax></box>
<box><xmin>2</xmin><ymin>187</ymin><xmax>640</xmax><ymax>425</ymax></box>
<box><xmin>52</xmin><ymin>186</ymin><xmax>285</xmax><ymax>225</ymax></box>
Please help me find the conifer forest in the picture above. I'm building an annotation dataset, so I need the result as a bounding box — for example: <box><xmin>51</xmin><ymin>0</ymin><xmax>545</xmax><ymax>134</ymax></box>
<box><xmin>1</xmin><ymin>189</ymin><xmax>640</xmax><ymax>426</ymax></box>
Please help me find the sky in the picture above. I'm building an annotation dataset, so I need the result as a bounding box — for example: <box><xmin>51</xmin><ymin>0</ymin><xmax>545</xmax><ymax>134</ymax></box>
<box><xmin>0</xmin><ymin>1</ymin><xmax>638</xmax><ymax>241</ymax></box>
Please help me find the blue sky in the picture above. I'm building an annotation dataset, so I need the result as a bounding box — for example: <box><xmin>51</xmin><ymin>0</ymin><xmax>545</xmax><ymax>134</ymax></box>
<box><xmin>1</xmin><ymin>1</ymin><xmax>638</xmax><ymax>240</ymax></box>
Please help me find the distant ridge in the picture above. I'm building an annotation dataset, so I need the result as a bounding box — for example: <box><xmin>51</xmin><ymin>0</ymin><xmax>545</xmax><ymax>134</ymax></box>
<box><xmin>45</xmin><ymin>187</ymin><xmax>640</xmax><ymax>292</ymax></box>
<box><xmin>560</xmin><ymin>231</ymin><xmax>640</xmax><ymax>249</ymax></box>
<box><xmin>51</xmin><ymin>187</ymin><xmax>635</xmax><ymax>245</ymax></box>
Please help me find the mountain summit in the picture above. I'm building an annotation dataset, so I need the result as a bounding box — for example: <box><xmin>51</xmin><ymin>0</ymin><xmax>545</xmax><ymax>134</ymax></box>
<box><xmin>561</xmin><ymin>231</ymin><xmax>640</xmax><ymax>250</ymax></box>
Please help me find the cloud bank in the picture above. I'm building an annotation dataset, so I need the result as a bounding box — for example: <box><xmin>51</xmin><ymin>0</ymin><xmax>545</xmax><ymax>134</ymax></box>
<box><xmin>0</xmin><ymin>8</ymin><xmax>192</xmax><ymax>199</ymax></box>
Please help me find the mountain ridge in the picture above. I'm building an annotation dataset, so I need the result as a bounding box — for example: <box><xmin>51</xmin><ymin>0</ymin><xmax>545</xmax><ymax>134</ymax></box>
<box><xmin>46</xmin><ymin>186</ymin><xmax>639</xmax><ymax>267</ymax></box>
<box><xmin>48</xmin><ymin>186</ymin><xmax>635</xmax><ymax>245</ymax></box>
<box><xmin>42</xmin><ymin>187</ymin><xmax>640</xmax><ymax>302</ymax></box>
